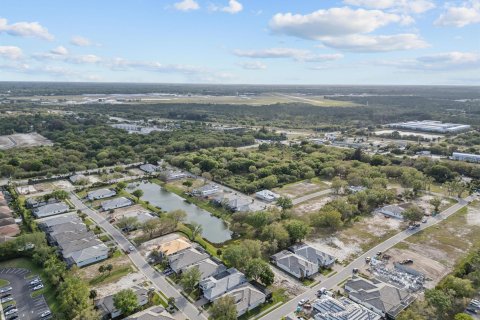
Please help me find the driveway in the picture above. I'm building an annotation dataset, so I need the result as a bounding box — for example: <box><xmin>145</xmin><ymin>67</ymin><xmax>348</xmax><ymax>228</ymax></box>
<box><xmin>0</xmin><ymin>268</ymin><xmax>50</xmax><ymax>320</ymax></box>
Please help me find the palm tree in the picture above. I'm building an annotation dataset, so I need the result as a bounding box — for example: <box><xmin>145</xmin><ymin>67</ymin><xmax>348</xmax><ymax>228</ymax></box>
<box><xmin>89</xmin><ymin>289</ymin><xmax>97</xmax><ymax>305</ymax></box>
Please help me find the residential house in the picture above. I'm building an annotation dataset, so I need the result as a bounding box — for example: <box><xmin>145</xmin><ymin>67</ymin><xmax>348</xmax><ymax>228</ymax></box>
<box><xmin>25</xmin><ymin>197</ymin><xmax>58</xmax><ymax>209</ymax></box>
<box><xmin>101</xmin><ymin>197</ymin><xmax>133</xmax><ymax>211</ymax></box>
<box><xmin>192</xmin><ymin>184</ymin><xmax>221</xmax><ymax>197</ymax></box>
<box><xmin>270</xmin><ymin>250</ymin><xmax>318</xmax><ymax>279</ymax></box>
<box><xmin>213</xmin><ymin>193</ymin><xmax>255</xmax><ymax>212</ymax></box>
<box><xmin>161</xmin><ymin>170</ymin><xmax>188</xmax><ymax>181</ymax></box>
<box><xmin>32</xmin><ymin>202</ymin><xmax>70</xmax><ymax>218</ymax></box>
<box><xmin>158</xmin><ymin>237</ymin><xmax>192</xmax><ymax>257</ymax></box>
<box><xmin>290</xmin><ymin>243</ymin><xmax>336</xmax><ymax>269</ymax></box>
<box><xmin>344</xmin><ymin>277</ymin><xmax>415</xmax><ymax>319</ymax></box>
<box><xmin>65</xmin><ymin>243</ymin><xmax>109</xmax><ymax>267</ymax></box>
<box><xmin>96</xmin><ymin>285</ymin><xmax>149</xmax><ymax>319</ymax></box>
<box><xmin>0</xmin><ymin>194</ymin><xmax>19</xmax><ymax>241</ymax></box>
<box><xmin>313</xmin><ymin>295</ymin><xmax>381</xmax><ymax>320</ymax></box>
<box><xmin>348</xmin><ymin>186</ymin><xmax>367</xmax><ymax>194</ymax></box>
<box><xmin>125</xmin><ymin>306</ymin><xmax>175</xmax><ymax>320</ymax></box>
<box><xmin>199</xmin><ymin>268</ymin><xmax>247</xmax><ymax>302</ymax></box>
<box><xmin>255</xmin><ymin>190</ymin><xmax>280</xmax><ymax>202</ymax></box>
<box><xmin>185</xmin><ymin>258</ymin><xmax>227</xmax><ymax>281</ymax></box>
<box><xmin>219</xmin><ymin>283</ymin><xmax>266</xmax><ymax>317</ymax></box>
<box><xmin>139</xmin><ymin>163</ymin><xmax>158</xmax><ymax>173</ymax></box>
<box><xmin>87</xmin><ymin>188</ymin><xmax>117</xmax><ymax>201</ymax></box>
<box><xmin>168</xmin><ymin>247</ymin><xmax>209</xmax><ymax>273</ymax></box>
<box><xmin>70</xmin><ymin>174</ymin><xmax>88</xmax><ymax>184</ymax></box>
<box><xmin>376</xmin><ymin>204</ymin><xmax>410</xmax><ymax>220</ymax></box>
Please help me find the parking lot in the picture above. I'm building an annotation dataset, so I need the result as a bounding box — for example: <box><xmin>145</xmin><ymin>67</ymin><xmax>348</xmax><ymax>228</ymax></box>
<box><xmin>0</xmin><ymin>268</ymin><xmax>50</xmax><ymax>320</ymax></box>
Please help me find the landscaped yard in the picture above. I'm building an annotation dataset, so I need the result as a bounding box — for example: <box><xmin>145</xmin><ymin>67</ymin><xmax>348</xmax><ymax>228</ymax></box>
<box><xmin>0</xmin><ymin>258</ymin><xmax>59</xmax><ymax>314</ymax></box>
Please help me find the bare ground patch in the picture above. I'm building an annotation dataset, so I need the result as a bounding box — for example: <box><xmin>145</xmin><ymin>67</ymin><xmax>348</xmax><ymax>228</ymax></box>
<box><xmin>274</xmin><ymin>180</ymin><xmax>328</xmax><ymax>199</ymax></box>
<box><xmin>293</xmin><ymin>195</ymin><xmax>333</xmax><ymax>216</ymax></box>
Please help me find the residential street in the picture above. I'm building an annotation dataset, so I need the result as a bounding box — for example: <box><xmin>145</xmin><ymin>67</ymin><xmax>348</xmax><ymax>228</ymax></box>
<box><xmin>69</xmin><ymin>193</ymin><xmax>207</xmax><ymax>320</ymax></box>
<box><xmin>259</xmin><ymin>195</ymin><xmax>476</xmax><ymax>320</ymax></box>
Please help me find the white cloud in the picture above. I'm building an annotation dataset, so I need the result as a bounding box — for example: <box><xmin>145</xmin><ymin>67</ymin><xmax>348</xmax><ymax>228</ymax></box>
<box><xmin>233</xmin><ymin>47</ymin><xmax>343</xmax><ymax>62</ymax></box>
<box><xmin>269</xmin><ymin>7</ymin><xmax>410</xmax><ymax>40</ymax></box>
<box><xmin>211</xmin><ymin>0</ymin><xmax>243</xmax><ymax>14</ymax></box>
<box><xmin>50</xmin><ymin>46</ymin><xmax>69</xmax><ymax>56</ymax></box>
<box><xmin>321</xmin><ymin>34</ymin><xmax>429</xmax><ymax>52</ymax></box>
<box><xmin>174</xmin><ymin>0</ymin><xmax>200</xmax><ymax>11</ymax></box>
<box><xmin>238</xmin><ymin>61</ymin><xmax>267</xmax><ymax>70</ymax></box>
<box><xmin>0</xmin><ymin>18</ymin><xmax>53</xmax><ymax>40</ymax></box>
<box><xmin>0</xmin><ymin>46</ymin><xmax>23</xmax><ymax>60</ymax></box>
<box><xmin>70</xmin><ymin>36</ymin><xmax>94</xmax><ymax>47</ymax></box>
<box><xmin>344</xmin><ymin>0</ymin><xmax>435</xmax><ymax>14</ymax></box>
<box><xmin>381</xmin><ymin>52</ymin><xmax>480</xmax><ymax>70</ymax></box>
<box><xmin>435</xmin><ymin>1</ymin><xmax>480</xmax><ymax>27</ymax></box>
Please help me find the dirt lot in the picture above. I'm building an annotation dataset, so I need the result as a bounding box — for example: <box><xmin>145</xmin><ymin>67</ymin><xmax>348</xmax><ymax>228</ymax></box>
<box><xmin>308</xmin><ymin>213</ymin><xmax>405</xmax><ymax>262</ymax></box>
<box><xmin>387</xmin><ymin>203</ymin><xmax>480</xmax><ymax>286</ymax></box>
<box><xmin>138</xmin><ymin>233</ymin><xmax>185</xmax><ymax>258</ymax></box>
<box><xmin>76</xmin><ymin>254</ymin><xmax>133</xmax><ymax>284</ymax></box>
<box><xmin>274</xmin><ymin>178</ymin><xmax>330</xmax><ymax>200</ymax></box>
<box><xmin>271</xmin><ymin>267</ymin><xmax>306</xmax><ymax>298</ymax></box>
<box><xmin>94</xmin><ymin>272</ymin><xmax>147</xmax><ymax>298</ymax></box>
<box><xmin>26</xmin><ymin>180</ymin><xmax>75</xmax><ymax>196</ymax></box>
<box><xmin>168</xmin><ymin>177</ymin><xmax>205</xmax><ymax>192</ymax></box>
<box><xmin>0</xmin><ymin>133</ymin><xmax>53</xmax><ymax>149</ymax></box>
<box><xmin>293</xmin><ymin>195</ymin><xmax>334</xmax><ymax>216</ymax></box>
<box><xmin>412</xmin><ymin>194</ymin><xmax>454</xmax><ymax>215</ymax></box>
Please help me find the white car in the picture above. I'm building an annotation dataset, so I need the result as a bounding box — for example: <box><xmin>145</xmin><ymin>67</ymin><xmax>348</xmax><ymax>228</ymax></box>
<box><xmin>40</xmin><ymin>310</ymin><xmax>52</xmax><ymax>317</ymax></box>
<box><xmin>4</xmin><ymin>308</ymin><xmax>17</xmax><ymax>316</ymax></box>
<box><xmin>298</xmin><ymin>298</ymin><xmax>307</xmax><ymax>306</ymax></box>
<box><xmin>0</xmin><ymin>286</ymin><xmax>12</xmax><ymax>293</ymax></box>
<box><xmin>30</xmin><ymin>278</ymin><xmax>41</xmax><ymax>285</ymax></box>
<box><xmin>1</xmin><ymin>296</ymin><xmax>13</xmax><ymax>303</ymax></box>
<box><xmin>32</xmin><ymin>284</ymin><xmax>44</xmax><ymax>291</ymax></box>
<box><xmin>128</xmin><ymin>245</ymin><xmax>135</xmax><ymax>253</ymax></box>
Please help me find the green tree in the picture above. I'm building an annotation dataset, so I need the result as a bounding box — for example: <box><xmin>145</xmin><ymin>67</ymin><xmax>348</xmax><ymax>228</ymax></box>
<box><xmin>261</xmin><ymin>222</ymin><xmax>290</xmax><ymax>249</ymax></box>
<box><xmin>180</xmin><ymin>266</ymin><xmax>201</xmax><ymax>293</ymax></box>
<box><xmin>440</xmin><ymin>275</ymin><xmax>475</xmax><ymax>298</ymax></box>
<box><xmin>331</xmin><ymin>177</ymin><xmax>347</xmax><ymax>195</ymax></box>
<box><xmin>425</xmin><ymin>289</ymin><xmax>452</xmax><ymax>319</ymax></box>
<box><xmin>210</xmin><ymin>295</ymin><xmax>238</xmax><ymax>320</ymax></box>
<box><xmin>430</xmin><ymin>197</ymin><xmax>442</xmax><ymax>213</ymax></box>
<box><xmin>141</xmin><ymin>218</ymin><xmax>161</xmax><ymax>239</ymax></box>
<box><xmin>396</xmin><ymin>309</ymin><xmax>426</xmax><ymax>320</ymax></box>
<box><xmin>454</xmin><ymin>313</ymin><xmax>474</xmax><ymax>320</ymax></box>
<box><xmin>167</xmin><ymin>209</ymin><xmax>187</xmax><ymax>227</ymax></box>
<box><xmin>116</xmin><ymin>181</ymin><xmax>127</xmax><ymax>191</ymax></box>
<box><xmin>402</xmin><ymin>205</ymin><xmax>424</xmax><ymax>223</ymax></box>
<box><xmin>113</xmin><ymin>289</ymin><xmax>139</xmax><ymax>316</ymax></box>
<box><xmin>285</xmin><ymin>220</ymin><xmax>309</xmax><ymax>243</ymax></box>
<box><xmin>117</xmin><ymin>216</ymin><xmax>139</xmax><ymax>231</ymax></box>
<box><xmin>58</xmin><ymin>276</ymin><xmax>96</xmax><ymax>319</ymax></box>
<box><xmin>310</xmin><ymin>209</ymin><xmax>343</xmax><ymax>231</ymax></box>
<box><xmin>131</xmin><ymin>189</ymin><xmax>144</xmax><ymax>201</ymax></box>
<box><xmin>276</xmin><ymin>197</ymin><xmax>293</xmax><ymax>211</ymax></box>
<box><xmin>89</xmin><ymin>289</ymin><xmax>97</xmax><ymax>305</ymax></box>
<box><xmin>106</xmin><ymin>264</ymin><xmax>113</xmax><ymax>275</ymax></box>
<box><xmin>187</xmin><ymin>222</ymin><xmax>203</xmax><ymax>240</ymax></box>
<box><xmin>245</xmin><ymin>258</ymin><xmax>275</xmax><ymax>286</ymax></box>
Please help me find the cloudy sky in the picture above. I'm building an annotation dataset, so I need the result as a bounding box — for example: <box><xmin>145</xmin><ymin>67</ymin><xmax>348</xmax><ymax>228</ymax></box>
<box><xmin>1</xmin><ymin>0</ymin><xmax>479</xmax><ymax>85</ymax></box>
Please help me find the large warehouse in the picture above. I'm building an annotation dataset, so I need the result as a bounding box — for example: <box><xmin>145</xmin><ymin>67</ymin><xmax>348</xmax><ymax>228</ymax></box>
<box><xmin>386</xmin><ymin>120</ymin><xmax>471</xmax><ymax>133</ymax></box>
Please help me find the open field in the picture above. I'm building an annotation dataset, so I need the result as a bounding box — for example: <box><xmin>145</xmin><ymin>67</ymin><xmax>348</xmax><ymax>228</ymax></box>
<box><xmin>13</xmin><ymin>93</ymin><xmax>357</xmax><ymax>107</ymax></box>
<box><xmin>293</xmin><ymin>194</ymin><xmax>334</xmax><ymax>216</ymax></box>
<box><xmin>0</xmin><ymin>133</ymin><xmax>53</xmax><ymax>150</ymax></box>
<box><xmin>308</xmin><ymin>213</ymin><xmax>406</xmax><ymax>262</ymax></box>
<box><xmin>273</xmin><ymin>178</ymin><xmax>330</xmax><ymax>200</ymax></box>
<box><xmin>389</xmin><ymin>204</ymin><xmax>480</xmax><ymax>286</ymax></box>
<box><xmin>75</xmin><ymin>254</ymin><xmax>136</xmax><ymax>288</ymax></box>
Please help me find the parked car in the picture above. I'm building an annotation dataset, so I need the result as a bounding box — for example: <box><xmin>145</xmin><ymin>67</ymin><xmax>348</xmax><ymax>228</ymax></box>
<box><xmin>4</xmin><ymin>308</ymin><xmax>17</xmax><ymax>316</ymax></box>
<box><xmin>40</xmin><ymin>310</ymin><xmax>52</xmax><ymax>318</ymax></box>
<box><xmin>1</xmin><ymin>296</ymin><xmax>13</xmax><ymax>303</ymax></box>
<box><xmin>7</xmin><ymin>316</ymin><xmax>18</xmax><ymax>320</ymax></box>
<box><xmin>29</xmin><ymin>278</ymin><xmax>41</xmax><ymax>285</ymax></box>
<box><xmin>0</xmin><ymin>286</ymin><xmax>12</xmax><ymax>293</ymax></box>
<box><xmin>32</xmin><ymin>284</ymin><xmax>44</xmax><ymax>291</ymax></box>
<box><xmin>298</xmin><ymin>298</ymin><xmax>307</xmax><ymax>306</ymax></box>
<box><xmin>3</xmin><ymin>304</ymin><xmax>16</xmax><ymax>312</ymax></box>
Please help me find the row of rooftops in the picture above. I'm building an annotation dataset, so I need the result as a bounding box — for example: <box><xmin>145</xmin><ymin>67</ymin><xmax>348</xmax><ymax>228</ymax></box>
<box><xmin>37</xmin><ymin>212</ymin><xmax>108</xmax><ymax>267</ymax></box>
<box><xmin>0</xmin><ymin>192</ymin><xmax>20</xmax><ymax>242</ymax></box>
<box><xmin>271</xmin><ymin>243</ymin><xmax>336</xmax><ymax>279</ymax></box>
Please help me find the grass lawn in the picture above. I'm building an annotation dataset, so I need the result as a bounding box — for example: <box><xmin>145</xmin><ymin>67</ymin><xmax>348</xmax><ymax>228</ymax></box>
<box><xmin>0</xmin><ymin>258</ymin><xmax>59</xmax><ymax>314</ymax></box>
<box><xmin>0</xmin><ymin>279</ymin><xmax>10</xmax><ymax>287</ymax></box>
<box><xmin>88</xmin><ymin>266</ymin><xmax>133</xmax><ymax>286</ymax></box>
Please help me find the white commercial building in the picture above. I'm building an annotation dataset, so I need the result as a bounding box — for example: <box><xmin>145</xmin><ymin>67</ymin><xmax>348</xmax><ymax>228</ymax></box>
<box><xmin>451</xmin><ymin>152</ymin><xmax>480</xmax><ymax>163</ymax></box>
<box><xmin>386</xmin><ymin>120</ymin><xmax>471</xmax><ymax>133</ymax></box>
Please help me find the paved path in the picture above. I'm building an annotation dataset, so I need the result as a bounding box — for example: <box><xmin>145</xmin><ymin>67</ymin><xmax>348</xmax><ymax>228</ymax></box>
<box><xmin>292</xmin><ymin>189</ymin><xmax>332</xmax><ymax>205</ymax></box>
<box><xmin>259</xmin><ymin>195</ymin><xmax>476</xmax><ymax>320</ymax></box>
<box><xmin>69</xmin><ymin>193</ymin><xmax>207</xmax><ymax>320</ymax></box>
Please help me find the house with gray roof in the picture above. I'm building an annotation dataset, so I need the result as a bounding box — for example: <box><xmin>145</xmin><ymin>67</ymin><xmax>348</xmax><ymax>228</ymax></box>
<box><xmin>25</xmin><ymin>197</ymin><xmax>58</xmax><ymax>209</ymax></box>
<box><xmin>37</xmin><ymin>212</ymin><xmax>80</xmax><ymax>230</ymax></box>
<box><xmin>270</xmin><ymin>250</ymin><xmax>318</xmax><ymax>279</ymax></box>
<box><xmin>219</xmin><ymin>283</ymin><xmax>266</xmax><ymax>316</ymax></box>
<box><xmin>213</xmin><ymin>193</ymin><xmax>256</xmax><ymax>212</ymax></box>
<box><xmin>344</xmin><ymin>277</ymin><xmax>415</xmax><ymax>319</ymax></box>
<box><xmin>313</xmin><ymin>295</ymin><xmax>381</xmax><ymax>320</ymax></box>
<box><xmin>125</xmin><ymin>306</ymin><xmax>175</xmax><ymax>320</ymax></box>
<box><xmin>376</xmin><ymin>204</ymin><xmax>410</xmax><ymax>220</ymax></box>
<box><xmin>32</xmin><ymin>202</ymin><xmax>70</xmax><ymax>218</ymax></box>
<box><xmin>139</xmin><ymin>163</ymin><xmax>158</xmax><ymax>173</ymax></box>
<box><xmin>192</xmin><ymin>184</ymin><xmax>221</xmax><ymax>197</ymax></box>
<box><xmin>199</xmin><ymin>268</ymin><xmax>247</xmax><ymax>302</ymax></box>
<box><xmin>96</xmin><ymin>285</ymin><xmax>149</xmax><ymax>319</ymax></box>
<box><xmin>87</xmin><ymin>188</ymin><xmax>116</xmax><ymax>201</ymax></box>
<box><xmin>101</xmin><ymin>197</ymin><xmax>133</xmax><ymax>211</ymax></box>
<box><xmin>290</xmin><ymin>243</ymin><xmax>336</xmax><ymax>269</ymax></box>
<box><xmin>65</xmin><ymin>243</ymin><xmax>109</xmax><ymax>267</ymax></box>
<box><xmin>185</xmin><ymin>258</ymin><xmax>227</xmax><ymax>280</ymax></box>
<box><xmin>168</xmin><ymin>247</ymin><xmax>209</xmax><ymax>273</ymax></box>
<box><xmin>255</xmin><ymin>190</ymin><xmax>280</xmax><ymax>202</ymax></box>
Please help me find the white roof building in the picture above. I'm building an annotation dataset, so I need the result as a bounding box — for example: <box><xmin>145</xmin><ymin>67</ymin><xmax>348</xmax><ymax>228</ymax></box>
<box><xmin>255</xmin><ymin>190</ymin><xmax>280</xmax><ymax>202</ymax></box>
<box><xmin>313</xmin><ymin>295</ymin><xmax>381</xmax><ymax>320</ymax></box>
<box><xmin>199</xmin><ymin>268</ymin><xmax>247</xmax><ymax>302</ymax></box>
<box><xmin>451</xmin><ymin>152</ymin><xmax>480</xmax><ymax>163</ymax></box>
<box><xmin>87</xmin><ymin>188</ymin><xmax>116</xmax><ymax>201</ymax></box>
<box><xmin>101</xmin><ymin>197</ymin><xmax>133</xmax><ymax>211</ymax></box>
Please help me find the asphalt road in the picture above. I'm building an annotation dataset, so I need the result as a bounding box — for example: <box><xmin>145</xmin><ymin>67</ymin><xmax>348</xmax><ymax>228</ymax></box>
<box><xmin>292</xmin><ymin>189</ymin><xmax>332</xmax><ymax>205</ymax></box>
<box><xmin>0</xmin><ymin>268</ymin><xmax>49</xmax><ymax>320</ymax></box>
<box><xmin>69</xmin><ymin>193</ymin><xmax>206</xmax><ymax>320</ymax></box>
<box><xmin>259</xmin><ymin>196</ymin><xmax>475</xmax><ymax>320</ymax></box>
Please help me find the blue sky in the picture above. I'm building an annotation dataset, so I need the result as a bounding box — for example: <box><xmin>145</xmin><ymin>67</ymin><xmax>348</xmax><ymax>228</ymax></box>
<box><xmin>0</xmin><ymin>0</ymin><xmax>479</xmax><ymax>84</ymax></box>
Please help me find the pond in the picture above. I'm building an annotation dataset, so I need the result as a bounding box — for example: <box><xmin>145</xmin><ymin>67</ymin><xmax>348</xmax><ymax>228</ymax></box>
<box><xmin>127</xmin><ymin>181</ymin><xmax>232</xmax><ymax>243</ymax></box>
